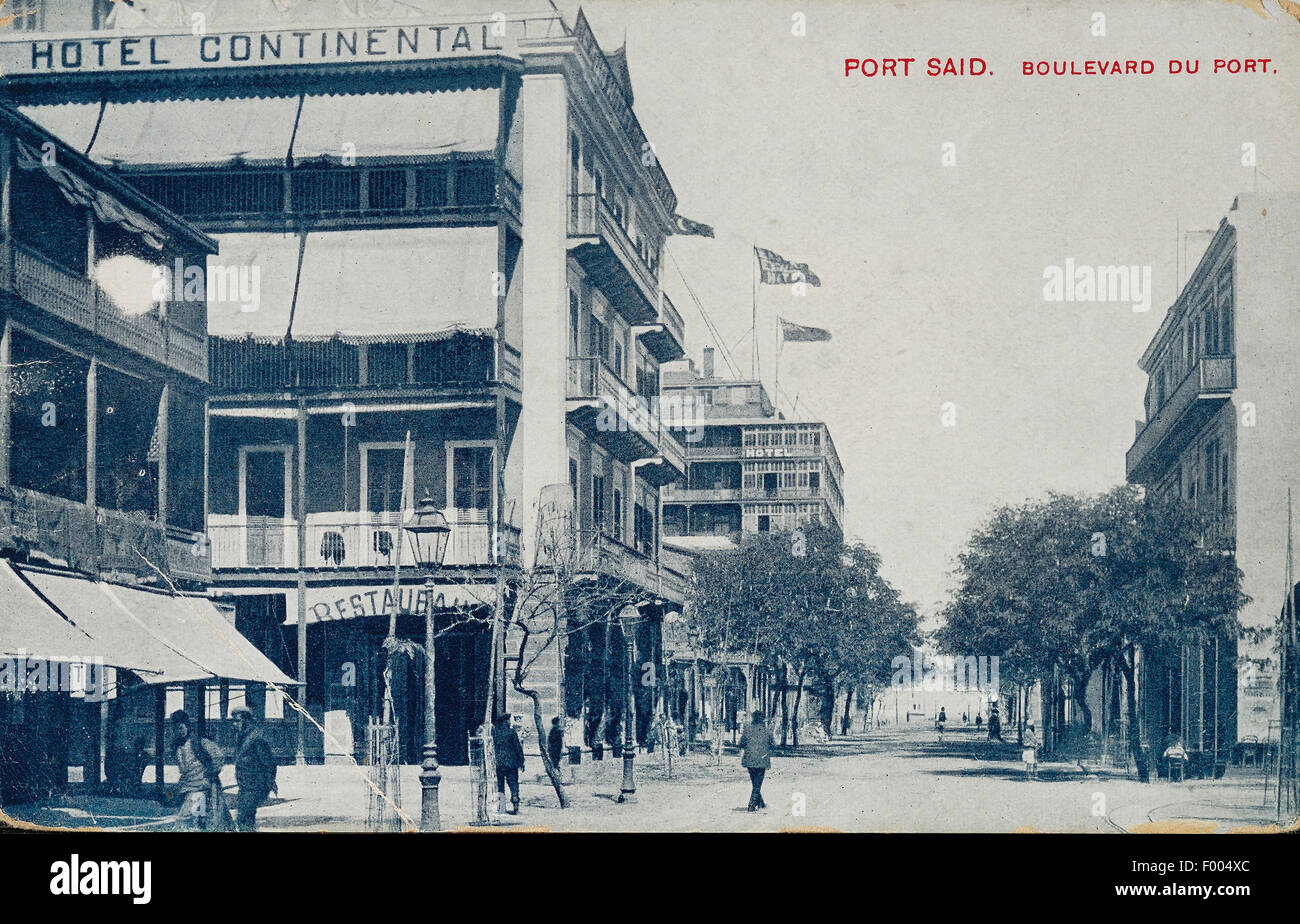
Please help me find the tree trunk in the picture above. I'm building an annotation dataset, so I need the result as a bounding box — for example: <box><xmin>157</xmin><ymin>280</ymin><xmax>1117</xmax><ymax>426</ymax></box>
<box><xmin>780</xmin><ymin>665</ymin><xmax>790</xmax><ymax>747</ymax></box>
<box><xmin>1118</xmin><ymin>648</ymin><xmax>1148</xmax><ymax>782</ymax></box>
<box><xmin>515</xmin><ymin>682</ymin><xmax>571</xmax><ymax>808</ymax></box>
<box><xmin>841</xmin><ymin>685</ymin><xmax>854</xmax><ymax>735</ymax></box>
<box><xmin>792</xmin><ymin>672</ymin><xmax>805</xmax><ymax>747</ymax></box>
<box><xmin>1071</xmin><ymin>668</ymin><xmax>1094</xmax><ymax>734</ymax></box>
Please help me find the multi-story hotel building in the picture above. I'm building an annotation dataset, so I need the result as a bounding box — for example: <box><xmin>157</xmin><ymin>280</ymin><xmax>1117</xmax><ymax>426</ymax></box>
<box><xmin>0</xmin><ymin>102</ymin><xmax>290</xmax><ymax>803</ymax></box>
<box><xmin>2</xmin><ymin>2</ymin><xmax>691</xmax><ymax>764</ymax></box>
<box><xmin>1124</xmin><ymin>192</ymin><xmax>1300</xmax><ymax>750</ymax></box>
<box><xmin>661</xmin><ymin>347</ymin><xmax>845</xmax><ymax>544</ymax></box>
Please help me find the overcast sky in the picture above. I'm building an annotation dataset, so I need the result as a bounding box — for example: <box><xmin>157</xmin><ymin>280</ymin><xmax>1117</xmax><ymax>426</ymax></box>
<box><xmin>557</xmin><ymin>0</ymin><xmax>1300</xmax><ymax>619</ymax></box>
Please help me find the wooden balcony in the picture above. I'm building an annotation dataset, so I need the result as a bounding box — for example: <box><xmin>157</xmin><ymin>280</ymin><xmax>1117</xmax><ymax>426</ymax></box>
<box><xmin>10</xmin><ymin>243</ymin><xmax>208</xmax><ymax>380</ymax></box>
<box><xmin>0</xmin><ymin>485</ymin><xmax>207</xmax><ymax>585</ymax></box>
<box><xmin>566</xmin><ymin>356</ymin><xmax>685</xmax><ymax>484</ymax></box>
<box><xmin>567</xmin><ymin>193</ymin><xmax>658</xmax><ymax>325</ymax></box>
<box><xmin>1127</xmin><ymin>356</ymin><xmax>1236</xmax><ymax>483</ymax></box>
<box><xmin>124</xmin><ymin>158</ymin><xmax>521</xmax><ymax>233</ymax></box>
<box><xmin>635</xmin><ymin>293</ymin><xmax>686</xmax><ymax>363</ymax></box>
<box><xmin>573</xmin><ymin>529</ymin><xmax>685</xmax><ymax>603</ymax></box>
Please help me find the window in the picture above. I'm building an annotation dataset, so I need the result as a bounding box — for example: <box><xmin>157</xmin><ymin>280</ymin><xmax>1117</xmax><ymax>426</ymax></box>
<box><xmin>612</xmin><ymin>487</ymin><xmax>623</xmax><ymax>542</ymax></box>
<box><xmin>452</xmin><ymin>445</ymin><xmax>493</xmax><ymax>512</ymax></box>
<box><xmin>593</xmin><ymin>474</ymin><xmax>607</xmax><ymax>534</ymax></box>
<box><xmin>569</xmin><ymin>290</ymin><xmax>581</xmax><ymax>355</ymax></box>
<box><xmin>614</xmin><ymin>341</ymin><xmax>624</xmax><ymax>379</ymax></box>
<box><xmin>589</xmin><ymin>317</ymin><xmax>610</xmax><ymax>362</ymax></box>
<box><xmin>7</xmin><ymin>0</ymin><xmax>42</xmax><ymax>30</ymax></box>
<box><xmin>570</xmin><ymin>133</ymin><xmax>581</xmax><ymax>195</ymax></box>
<box><xmin>700</xmin><ymin>389</ymin><xmax>713</xmax><ymax>406</ymax></box>
<box><xmin>1217</xmin><ymin>270</ymin><xmax>1234</xmax><ymax>355</ymax></box>
<box><xmin>363</xmin><ymin>445</ymin><xmax>406</xmax><ymax>514</ymax></box>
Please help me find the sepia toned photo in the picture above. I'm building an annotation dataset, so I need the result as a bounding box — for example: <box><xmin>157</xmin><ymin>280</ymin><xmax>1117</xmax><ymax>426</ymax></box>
<box><xmin>0</xmin><ymin>1</ymin><xmax>1295</xmax><ymax>893</ymax></box>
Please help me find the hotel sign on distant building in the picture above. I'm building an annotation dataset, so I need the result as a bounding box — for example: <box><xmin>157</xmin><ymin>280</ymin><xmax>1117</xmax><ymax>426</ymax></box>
<box><xmin>0</xmin><ymin>23</ymin><xmax>521</xmax><ymax>75</ymax></box>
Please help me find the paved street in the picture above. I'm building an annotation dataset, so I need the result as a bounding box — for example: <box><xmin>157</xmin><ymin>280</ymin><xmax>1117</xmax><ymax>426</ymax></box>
<box><xmin>8</xmin><ymin>723</ymin><xmax>1291</xmax><ymax>833</ymax></box>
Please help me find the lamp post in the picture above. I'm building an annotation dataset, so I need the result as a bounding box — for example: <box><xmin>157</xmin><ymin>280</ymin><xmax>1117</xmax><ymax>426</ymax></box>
<box><xmin>687</xmin><ymin>627</ymin><xmax>700</xmax><ymax>748</ymax></box>
<box><xmin>404</xmin><ymin>492</ymin><xmax>451</xmax><ymax>832</ymax></box>
<box><xmin>617</xmin><ymin>604</ymin><xmax>639</xmax><ymax>803</ymax></box>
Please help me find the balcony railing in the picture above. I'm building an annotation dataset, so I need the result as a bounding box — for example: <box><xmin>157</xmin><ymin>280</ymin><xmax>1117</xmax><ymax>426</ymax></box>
<box><xmin>742</xmin><ymin>485</ymin><xmax>823</xmax><ymax>501</ymax></box>
<box><xmin>11</xmin><ymin>244</ymin><xmax>207</xmax><ymax>380</ymax></box>
<box><xmin>208</xmin><ymin>513</ymin><xmax>517</xmax><ymax>571</ymax></box>
<box><xmin>567</xmin><ymin>192</ymin><xmax>658</xmax><ymax>324</ymax></box>
<box><xmin>636</xmin><ymin>293</ymin><xmax>686</xmax><ymax>363</ymax></box>
<box><xmin>125</xmin><ymin>159</ymin><xmax>521</xmax><ymax>230</ymax></box>
<box><xmin>0</xmin><ymin>486</ymin><xmax>207</xmax><ymax>583</ymax></box>
<box><xmin>1127</xmin><ymin>355</ymin><xmax>1236</xmax><ymax>483</ymax></box>
<box><xmin>664</xmin><ymin>487</ymin><xmax>742</xmax><ymax>503</ymax></box>
<box><xmin>209</xmin><ymin>332</ymin><xmax>497</xmax><ymax>394</ymax></box>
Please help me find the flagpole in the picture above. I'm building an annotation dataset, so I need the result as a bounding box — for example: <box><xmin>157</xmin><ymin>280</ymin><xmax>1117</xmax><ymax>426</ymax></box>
<box><xmin>751</xmin><ymin>245</ymin><xmax>758</xmax><ymax>381</ymax></box>
<box><xmin>775</xmin><ymin>320</ymin><xmax>783</xmax><ymax>417</ymax></box>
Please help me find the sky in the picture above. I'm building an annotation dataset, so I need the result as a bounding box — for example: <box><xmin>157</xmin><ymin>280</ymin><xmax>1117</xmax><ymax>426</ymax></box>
<box><xmin>557</xmin><ymin>0</ymin><xmax>1300</xmax><ymax>619</ymax></box>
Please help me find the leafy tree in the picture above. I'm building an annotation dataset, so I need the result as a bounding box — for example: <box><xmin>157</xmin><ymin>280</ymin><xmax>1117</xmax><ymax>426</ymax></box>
<box><xmin>938</xmin><ymin>486</ymin><xmax>1248</xmax><ymax>781</ymax></box>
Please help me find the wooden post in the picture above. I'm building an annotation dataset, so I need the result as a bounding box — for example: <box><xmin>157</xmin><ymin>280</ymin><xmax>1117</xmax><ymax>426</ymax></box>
<box><xmin>153</xmin><ymin>685</ymin><xmax>165</xmax><ymax>802</ymax></box>
<box><xmin>295</xmin><ymin>401</ymin><xmax>308</xmax><ymax>763</ymax></box>
<box><xmin>85</xmin><ymin>358</ymin><xmax>97</xmax><ymax>508</ymax></box>
<box><xmin>156</xmin><ymin>383</ymin><xmax>169</xmax><ymax>530</ymax></box>
<box><xmin>0</xmin><ymin>319</ymin><xmax>11</xmax><ymax>489</ymax></box>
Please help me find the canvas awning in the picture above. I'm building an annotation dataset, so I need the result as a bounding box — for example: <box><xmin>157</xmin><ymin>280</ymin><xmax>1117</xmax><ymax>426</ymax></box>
<box><xmin>207</xmin><ymin>225</ymin><xmax>500</xmax><ymax>339</ymax></box>
<box><xmin>0</xmin><ymin>561</ymin><xmax>109</xmax><ymax>664</ymax></box>
<box><xmin>19</xmin><ymin>88</ymin><xmax>498</xmax><ymax>169</ymax></box>
<box><xmin>17</xmin><ymin>565</ymin><xmax>294</xmax><ymax>686</ymax></box>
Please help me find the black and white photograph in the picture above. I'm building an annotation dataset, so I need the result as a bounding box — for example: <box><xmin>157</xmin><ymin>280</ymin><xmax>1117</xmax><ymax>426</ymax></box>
<box><xmin>0</xmin><ymin>0</ymin><xmax>1295</xmax><ymax>906</ymax></box>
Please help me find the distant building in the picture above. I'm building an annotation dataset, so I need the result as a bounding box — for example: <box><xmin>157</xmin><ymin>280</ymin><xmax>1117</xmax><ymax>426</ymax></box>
<box><xmin>1124</xmin><ymin>192</ymin><xmax>1300</xmax><ymax>751</ymax></box>
<box><xmin>661</xmin><ymin>346</ymin><xmax>845</xmax><ymax>544</ymax></box>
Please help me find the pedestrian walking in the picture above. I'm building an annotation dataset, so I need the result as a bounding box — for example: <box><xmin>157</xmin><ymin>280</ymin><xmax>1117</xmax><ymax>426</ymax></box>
<box><xmin>547</xmin><ymin>716</ymin><xmax>565</xmax><ymax>771</ymax></box>
<box><xmin>1022</xmin><ymin>719</ymin><xmax>1040</xmax><ymax>780</ymax></box>
<box><xmin>170</xmin><ymin>710</ymin><xmax>231</xmax><ymax>831</ymax></box>
<box><xmin>492</xmin><ymin>713</ymin><xmax>525</xmax><ymax>815</ymax></box>
<box><xmin>739</xmin><ymin>710</ymin><xmax>773</xmax><ymax>812</ymax></box>
<box><xmin>231</xmin><ymin>707</ymin><xmax>277</xmax><ymax>831</ymax></box>
<box><xmin>987</xmin><ymin>703</ymin><xmax>1003</xmax><ymax>742</ymax></box>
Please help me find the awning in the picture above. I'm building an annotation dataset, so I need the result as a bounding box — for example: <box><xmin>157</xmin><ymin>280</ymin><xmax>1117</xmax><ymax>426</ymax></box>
<box><xmin>19</xmin><ymin>88</ymin><xmax>498</xmax><ymax>169</ymax></box>
<box><xmin>293</xmin><ymin>89</ymin><xmax>499</xmax><ymax>161</ymax></box>
<box><xmin>206</xmin><ymin>226</ymin><xmax>499</xmax><ymax>339</ymax></box>
<box><xmin>17</xmin><ymin>565</ymin><xmax>294</xmax><ymax>686</ymax></box>
<box><xmin>101</xmin><ymin>583</ymin><xmax>296</xmax><ymax>686</ymax></box>
<box><xmin>14</xmin><ymin>137</ymin><xmax>165</xmax><ymax>249</ymax></box>
<box><xmin>0</xmin><ymin>561</ymin><xmax>103</xmax><ymax>663</ymax></box>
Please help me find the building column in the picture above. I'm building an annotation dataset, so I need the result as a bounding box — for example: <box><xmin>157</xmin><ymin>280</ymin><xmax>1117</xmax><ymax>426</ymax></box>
<box><xmin>86</xmin><ymin>358</ymin><xmax>97</xmax><ymax>507</ymax></box>
<box><xmin>516</xmin><ymin>71</ymin><xmax>571</xmax><ymax>563</ymax></box>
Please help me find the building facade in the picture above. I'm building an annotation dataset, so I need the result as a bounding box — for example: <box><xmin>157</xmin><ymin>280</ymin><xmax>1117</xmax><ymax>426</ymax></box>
<box><xmin>1125</xmin><ymin>192</ymin><xmax>1300</xmax><ymax>751</ymax></box>
<box><xmin>2</xmin><ymin>3</ymin><xmax>691</xmax><ymax>764</ymax></box>
<box><xmin>661</xmin><ymin>347</ymin><xmax>845</xmax><ymax>544</ymax></box>
<box><xmin>0</xmin><ymin>102</ymin><xmax>292</xmax><ymax>804</ymax></box>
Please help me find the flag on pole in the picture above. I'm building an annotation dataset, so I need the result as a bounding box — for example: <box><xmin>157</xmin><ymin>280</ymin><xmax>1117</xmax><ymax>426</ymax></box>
<box><xmin>779</xmin><ymin>317</ymin><xmax>832</xmax><ymax>342</ymax></box>
<box><xmin>672</xmin><ymin>214</ymin><xmax>715</xmax><ymax>237</ymax></box>
<box><xmin>756</xmin><ymin>247</ymin><xmax>821</xmax><ymax>286</ymax></box>
<box><xmin>399</xmin><ymin>430</ymin><xmax>415</xmax><ymax>523</ymax></box>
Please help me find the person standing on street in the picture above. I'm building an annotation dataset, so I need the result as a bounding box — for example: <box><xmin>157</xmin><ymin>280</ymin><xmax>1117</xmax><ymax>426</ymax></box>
<box><xmin>493</xmin><ymin>713</ymin><xmax>525</xmax><ymax>815</ymax></box>
<box><xmin>739</xmin><ymin>710</ymin><xmax>773</xmax><ymax>812</ymax></box>
<box><xmin>1022</xmin><ymin>719</ymin><xmax>1040</xmax><ymax>780</ymax></box>
<box><xmin>170</xmin><ymin>710</ymin><xmax>229</xmax><ymax>831</ymax></box>
<box><xmin>231</xmin><ymin>707</ymin><xmax>278</xmax><ymax>831</ymax></box>
<box><xmin>547</xmin><ymin>716</ymin><xmax>565</xmax><ymax>772</ymax></box>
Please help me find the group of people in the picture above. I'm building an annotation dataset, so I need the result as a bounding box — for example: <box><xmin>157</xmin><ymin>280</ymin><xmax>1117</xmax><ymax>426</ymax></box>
<box><xmin>168</xmin><ymin>708</ymin><xmax>278</xmax><ymax>831</ymax></box>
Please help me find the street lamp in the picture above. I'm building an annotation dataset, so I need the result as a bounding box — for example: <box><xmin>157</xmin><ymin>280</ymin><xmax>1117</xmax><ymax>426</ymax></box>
<box><xmin>617</xmin><ymin>604</ymin><xmax>640</xmax><ymax>803</ymax></box>
<box><xmin>405</xmin><ymin>491</ymin><xmax>451</xmax><ymax>832</ymax></box>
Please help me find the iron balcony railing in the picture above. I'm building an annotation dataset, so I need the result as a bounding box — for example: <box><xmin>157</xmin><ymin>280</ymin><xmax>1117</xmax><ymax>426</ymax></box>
<box><xmin>567</xmin><ymin>192</ymin><xmax>659</xmax><ymax>312</ymax></box>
